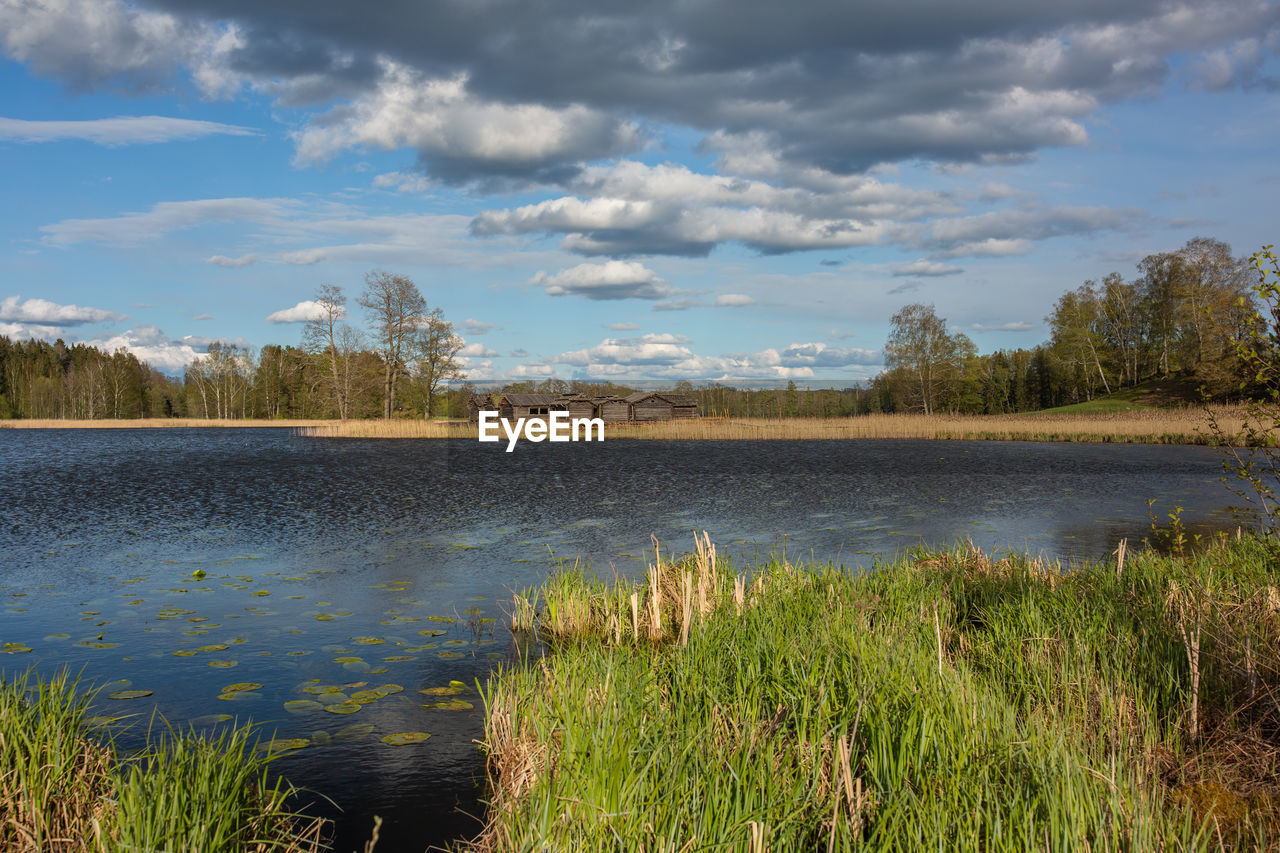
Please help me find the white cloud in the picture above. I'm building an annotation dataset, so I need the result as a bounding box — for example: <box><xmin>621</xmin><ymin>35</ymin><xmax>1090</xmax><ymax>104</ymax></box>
<box><xmin>266</xmin><ymin>300</ymin><xmax>337</xmax><ymax>324</ymax></box>
<box><xmin>966</xmin><ymin>321</ymin><xmax>1035</xmax><ymax>332</ymax></box>
<box><xmin>459</xmin><ymin>341</ymin><xmax>499</xmax><ymax>357</ymax></box>
<box><xmin>281</xmin><ymin>248</ymin><xmax>327</xmax><ymax>265</ymax></box>
<box><xmin>205</xmin><ymin>253</ymin><xmax>257</xmax><ymax>267</ymax></box>
<box><xmin>79</xmin><ymin>325</ymin><xmax>205</xmax><ymax>373</ymax></box>
<box><xmin>41</xmin><ymin>198</ymin><xmax>293</xmax><ymax>247</ymax></box>
<box><xmin>605</xmin><ymin>321</ymin><xmax>640</xmax><ymax>331</ymax></box>
<box><xmin>892</xmin><ymin>259</ymin><xmax>962</xmax><ymax>277</ymax></box>
<box><xmin>293</xmin><ymin>61</ymin><xmax>641</xmax><ymax>180</ymax></box>
<box><xmin>653</xmin><ymin>298</ymin><xmax>704</xmax><ymax>312</ymax></box>
<box><xmin>0</xmin><ymin>321</ymin><xmax>65</xmax><ymax>340</ymax></box>
<box><xmin>191</xmin><ymin>313</ymin><xmax>213</xmax><ymax>321</ymax></box>
<box><xmin>0</xmin><ymin>295</ymin><xmax>124</xmax><ymax>325</ymax></box>
<box><xmin>715</xmin><ymin>293</ymin><xmax>755</xmax><ymax>307</ymax></box>
<box><xmin>0</xmin><ymin>115</ymin><xmax>257</xmax><ymax>144</ymax></box>
<box><xmin>461</xmin><ymin>318</ymin><xmax>496</xmax><ymax>335</ymax></box>
<box><xmin>531</xmin><ymin>260</ymin><xmax>674</xmax><ymax>300</ymax></box>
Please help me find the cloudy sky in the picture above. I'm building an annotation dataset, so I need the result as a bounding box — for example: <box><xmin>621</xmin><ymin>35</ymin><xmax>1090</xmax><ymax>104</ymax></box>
<box><xmin>1</xmin><ymin>0</ymin><xmax>1277</xmax><ymax>382</ymax></box>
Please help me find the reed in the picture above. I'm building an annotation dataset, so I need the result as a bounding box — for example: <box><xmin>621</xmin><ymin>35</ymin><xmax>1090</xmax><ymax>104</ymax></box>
<box><xmin>0</xmin><ymin>670</ymin><xmax>326</xmax><ymax>852</ymax></box>
<box><xmin>292</xmin><ymin>409</ymin><xmax>1254</xmax><ymax>444</ymax></box>
<box><xmin>466</xmin><ymin>534</ymin><xmax>1280</xmax><ymax>851</ymax></box>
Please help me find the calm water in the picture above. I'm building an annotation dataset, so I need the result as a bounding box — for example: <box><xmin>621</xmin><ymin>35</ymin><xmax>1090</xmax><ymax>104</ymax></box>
<box><xmin>0</xmin><ymin>428</ymin><xmax>1243</xmax><ymax>851</ymax></box>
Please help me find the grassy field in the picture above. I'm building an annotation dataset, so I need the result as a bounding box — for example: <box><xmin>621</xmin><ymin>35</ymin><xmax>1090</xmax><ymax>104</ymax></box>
<box><xmin>466</xmin><ymin>533</ymin><xmax>1280</xmax><ymax>851</ymax></box>
<box><xmin>0</xmin><ymin>670</ymin><xmax>327</xmax><ymax>852</ymax></box>
<box><xmin>296</xmin><ymin>408</ymin><xmax>1249</xmax><ymax>444</ymax></box>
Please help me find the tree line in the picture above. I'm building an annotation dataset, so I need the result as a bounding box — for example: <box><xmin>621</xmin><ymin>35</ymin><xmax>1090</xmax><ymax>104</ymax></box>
<box><xmin>0</xmin><ymin>238</ymin><xmax>1264</xmax><ymax>421</ymax></box>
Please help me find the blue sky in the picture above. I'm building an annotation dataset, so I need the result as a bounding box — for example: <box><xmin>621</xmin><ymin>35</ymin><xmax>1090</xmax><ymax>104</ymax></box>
<box><xmin>1</xmin><ymin>0</ymin><xmax>1278</xmax><ymax>383</ymax></box>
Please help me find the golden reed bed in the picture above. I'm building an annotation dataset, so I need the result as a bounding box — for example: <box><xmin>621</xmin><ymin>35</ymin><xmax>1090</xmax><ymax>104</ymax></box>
<box><xmin>0</xmin><ymin>407</ymin><xmax>1254</xmax><ymax>444</ymax></box>
<box><xmin>296</xmin><ymin>407</ymin><xmax>1252</xmax><ymax>444</ymax></box>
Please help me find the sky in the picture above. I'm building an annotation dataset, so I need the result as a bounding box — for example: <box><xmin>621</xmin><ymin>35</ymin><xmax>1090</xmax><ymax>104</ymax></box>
<box><xmin>0</xmin><ymin>0</ymin><xmax>1278</xmax><ymax>385</ymax></box>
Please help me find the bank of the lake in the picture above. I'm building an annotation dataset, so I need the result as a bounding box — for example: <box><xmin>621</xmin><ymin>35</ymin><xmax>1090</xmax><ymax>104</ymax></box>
<box><xmin>470</xmin><ymin>534</ymin><xmax>1280</xmax><ymax>851</ymax></box>
<box><xmin>0</xmin><ymin>670</ymin><xmax>327</xmax><ymax>852</ymax></box>
<box><xmin>298</xmin><ymin>409</ymin><xmax>1249</xmax><ymax>445</ymax></box>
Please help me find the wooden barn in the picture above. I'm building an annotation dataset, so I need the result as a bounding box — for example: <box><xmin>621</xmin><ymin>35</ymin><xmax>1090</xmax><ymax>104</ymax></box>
<box><xmin>498</xmin><ymin>393</ymin><xmax>564</xmax><ymax>420</ymax></box>
<box><xmin>626</xmin><ymin>392</ymin><xmax>675</xmax><ymax>422</ymax></box>
<box><xmin>593</xmin><ymin>395</ymin><xmax>630</xmax><ymax>423</ymax></box>
<box><xmin>664</xmin><ymin>394</ymin><xmax>700</xmax><ymax>419</ymax></box>
<box><xmin>467</xmin><ymin>393</ymin><xmax>497</xmax><ymax>422</ymax></box>
<box><xmin>558</xmin><ymin>394</ymin><xmax>598</xmax><ymax>420</ymax></box>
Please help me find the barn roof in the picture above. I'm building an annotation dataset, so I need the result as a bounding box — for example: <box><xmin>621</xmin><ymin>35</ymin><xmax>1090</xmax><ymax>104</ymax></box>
<box><xmin>502</xmin><ymin>393</ymin><xmax>561</xmax><ymax>406</ymax></box>
<box><xmin>663</xmin><ymin>395</ymin><xmax>699</xmax><ymax>407</ymax></box>
<box><xmin>625</xmin><ymin>392</ymin><xmax>668</xmax><ymax>404</ymax></box>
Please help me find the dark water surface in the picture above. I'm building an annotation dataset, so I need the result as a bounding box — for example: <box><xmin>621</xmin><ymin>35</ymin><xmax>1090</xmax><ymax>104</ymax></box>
<box><xmin>0</xmin><ymin>428</ymin><xmax>1242</xmax><ymax>851</ymax></box>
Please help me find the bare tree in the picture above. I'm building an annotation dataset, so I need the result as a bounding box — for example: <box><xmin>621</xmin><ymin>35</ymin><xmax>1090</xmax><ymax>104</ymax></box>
<box><xmin>359</xmin><ymin>271</ymin><xmax>426</xmax><ymax>419</ymax></box>
<box><xmin>411</xmin><ymin>308</ymin><xmax>465</xmax><ymax>417</ymax></box>
<box><xmin>302</xmin><ymin>284</ymin><xmax>357</xmax><ymax>420</ymax></box>
<box><xmin>884</xmin><ymin>303</ymin><xmax>969</xmax><ymax>415</ymax></box>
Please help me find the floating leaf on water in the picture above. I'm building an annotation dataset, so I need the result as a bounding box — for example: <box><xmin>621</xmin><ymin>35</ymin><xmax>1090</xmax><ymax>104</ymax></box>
<box><xmin>375</xmin><ymin>684</ymin><xmax>403</xmax><ymax>695</ymax></box>
<box><xmin>172</xmin><ymin>650</ymin><xmax>196</xmax><ymax>657</ymax></box>
<box><xmin>448</xmin><ymin>680</ymin><xmax>467</xmax><ymax>689</ymax></box>
<box><xmin>368</xmin><ymin>667</ymin><xmax>388</xmax><ymax>674</ymax></box>
<box><xmin>426</xmin><ymin>616</ymin><xmax>456</xmax><ymax>624</ymax></box>
<box><xmin>286</xmin><ymin>651</ymin><xmax>310</xmax><ymax>656</ymax></box>
<box><xmin>425</xmin><ymin>699</ymin><xmax>473</xmax><ymax>711</ymax></box>
<box><xmin>333</xmin><ymin>656</ymin><xmax>362</xmax><ymax>664</ymax></box>
<box><xmin>79</xmin><ymin>642</ymin><xmax>119</xmax><ymax>649</ymax></box>
<box><xmin>217</xmin><ymin>691</ymin><xmax>262</xmax><ymax>701</ymax></box>
<box><xmin>304</xmin><ymin>684</ymin><xmax>344</xmax><ymax>695</ymax></box>
<box><xmin>251</xmin><ymin>591</ymin><xmax>270</xmax><ymax>597</ymax></box>
<box><xmin>44</xmin><ymin>634</ymin><xmax>70</xmax><ymax>640</ymax></box>
<box><xmin>353</xmin><ymin>637</ymin><xmax>384</xmax><ymax>645</ymax></box>
<box><xmin>342</xmin><ymin>681</ymin><xmax>368</xmax><ymax>688</ymax></box>
<box><xmin>381</xmin><ymin>732</ymin><xmax>430</xmax><ymax>745</ymax></box>
<box><xmin>109</xmin><ymin>690</ymin><xmax>152</xmax><ymax>700</ymax></box>
<box><xmin>284</xmin><ymin>700</ymin><xmax>324</xmax><ymax>713</ymax></box>
<box><xmin>348</xmin><ymin>690</ymin><xmax>381</xmax><ymax>704</ymax></box>
<box><xmin>259</xmin><ymin>738</ymin><xmax>308</xmax><ymax>753</ymax></box>
<box><xmin>324</xmin><ymin>702</ymin><xmax>361</xmax><ymax>715</ymax></box>
<box><xmin>127</xmin><ymin>600</ymin><xmax>144</xmax><ymax>606</ymax></box>
<box><xmin>191</xmin><ymin>570</ymin><xmax>207</xmax><ymax>580</ymax></box>
<box><xmin>188</xmin><ymin>714</ymin><xmax>233</xmax><ymax>727</ymax></box>
<box><xmin>420</xmin><ymin>687</ymin><xmax>462</xmax><ymax>696</ymax></box>
<box><xmin>222</xmin><ymin>682</ymin><xmax>263</xmax><ymax>693</ymax></box>
<box><xmin>1</xmin><ymin>643</ymin><xmax>33</xmax><ymax>654</ymax></box>
<box><xmin>315</xmin><ymin>692</ymin><xmax>351</xmax><ymax>705</ymax></box>
<box><xmin>383</xmin><ymin>655</ymin><xmax>413</xmax><ymax>662</ymax></box>
<box><xmin>208</xmin><ymin>660</ymin><xmax>238</xmax><ymax>668</ymax></box>
<box><xmin>198</xmin><ymin>644</ymin><xmax>229</xmax><ymax>652</ymax></box>
<box><xmin>437</xmin><ymin>652</ymin><xmax>464</xmax><ymax>660</ymax></box>
<box><xmin>331</xmin><ymin>723</ymin><xmax>374</xmax><ymax>742</ymax></box>
<box><xmin>342</xmin><ymin>661</ymin><xmax>371</xmax><ymax>673</ymax></box>
<box><xmin>417</xmin><ymin>629</ymin><xmax>447</xmax><ymax>637</ymax></box>
<box><xmin>309</xmin><ymin>730</ymin><xmax>332</xmax><ymax>746</ymax></box>
<box><xmin>442</xmin><ymin>640</ymin><xmax>468</xmax><ymax>647</ymax></box>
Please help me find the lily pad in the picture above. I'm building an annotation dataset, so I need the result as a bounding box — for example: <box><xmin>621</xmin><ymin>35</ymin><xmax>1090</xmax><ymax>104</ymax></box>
<box><xmin>425</xmin><ymin>699</ymin><xmax>474</xmax><ymax>711</ymax></box>
<box><xmin>383</xmin><ymin>655</ymin><xmax>414</xmax><ymax>662</ymax></box>
<box><xmin>353</xmin><ymin>637</ymin><xmax>384</xmax><ymax>645</ymax></box>
<box><xmin>217</xmin><ymin>691</ymin><xmax>262</xmax><ymax>701</ymax></box>
<box><xmin>315</xmin><ymin>692</ymin><xmax>351</xmax><ymax>705</ymax></box>
<box><xmin>259</xmin><ymin>738</ymin><xmax>308</xmax><ymax>752</ymax></box>
<box><xmin>324</xmin><ymin>702</ymin><xmax>361</xmax><ymax>715</ymax></box>
<box><xmin>208</xmin><ymin>660</ymin><xmax>238</xmax><ymax>668</ymax></box>
<box><xmin>309</xmin><ymin>730</ymin><xmax>332</xmax><ymax>746</ymax></box>
<box><xmin>375</xmin><ymin>684</ymin><xmax>403</xmax><ymax>695</ymax></box>
<box><xmin>420</xmin><ymin>686</ymin><xmax>463</xmax><ymax>696</ymax></box>
<box><xmin>284</xmin><ymin>699</ymin><xmax>325</xmax><ymax>713</ymax></box>
<box><xmin>437</xmin><ymin>651</ymin><xmax>465</xmax><ymax>660</ymax></box>
<box><xmin>1</xmin><ymin>643</ymin><xmax>33</xmax><ymax>654</ymax></box>
<box><xmin>333</xmin><ymin>656</ymin><xmax>362</xmax><ymax>664</ymax></box>
<box><xmin>189</xmin><ymin>714</ymin><xmax>233</xmax><ymax>726</ymax></box>
<box><xmin>222</xmin><ymin>682</ymin><xmax>263</xmax><ymax>693</ymax></box>
<box><xmin>381</xmin><ymin>732</ymin><xmax>430</xmax><ymax>745</ymax></box>
<box><xmin>198</xmin><ymin>644</ymin><xmax>229</xmax><ymax>652</ymax></box>
<box><xmin>109</xmin><ymin>690</ymin><xmax>153</xmax><ymax>700</ymax></box>
<box><xmin>172</xmin><ymin>650</ymin><xmax>197</xmax><ymax>657</ymax></box>
<box><xmin>342</xmin><ymin>661</ymin><xmax>371</xmax><ymax>673</ymax></box>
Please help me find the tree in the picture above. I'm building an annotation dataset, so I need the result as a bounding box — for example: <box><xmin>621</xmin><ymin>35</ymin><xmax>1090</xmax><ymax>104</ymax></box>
<box><xmin>883</xmin><ymin>303</ymin><xmax>969</xmax><ymax>415</ymax></box>
<box><xmin>359</xmin><ymin>271</ymin><xmax>426</xmax><ymax>419</ymax></box>
<box><xmin>303</xmin><ymin>284</ymin><xmax>361</xmax><ymax>420</ymax></box>
<box><xmin>410</xmin><ymin>308</ymin><xmax>464</xmax><ymax>418</ymax></box>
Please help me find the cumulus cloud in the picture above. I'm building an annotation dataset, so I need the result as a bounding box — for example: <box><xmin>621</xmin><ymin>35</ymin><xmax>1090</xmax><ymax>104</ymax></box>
<box><xmin>293</xmin><ymin>61</ymin><xmax>642</xmax><ymax>182</ymax></box>
<box><xmin>79</xmin><ymin>325</ymin><xmax>207</xmax><ymax>373</ymax></box>
<box><xmin>548</xmin><ymin>334</ymin><xmax>882</xmax><ymax>381</ymax></box>
<box><xmin>0</xmin><ymin>295</ymin><xmax>124</xmax><ymax>325</ymax></box>
<box><xmin>605</xmin><ymin>321</ymin><xmax>640</xmax><ymax>331</ymax></box>
<box><xmin>266</xmin><ymin>300</ymin><xmax>336</xmax><ymax>323</ymax></box>
<box><xmin>0</xmin><ymin>321</ymin><xmax>65</xmax><ymax>340</ymax></box>
<box><xmin>459</xmin><ymin>341</ymin><xmax>499</xmax><ymax>357</ymax></box>
<box><xmin>460</xmin><ymin>318</ymin><xmax>496</xmax><ymax>335</ymax></box>
<box><xmin>531</xmin><ymin>260</ymin><xmax>674</xmax><ymax>300</ymax></box>
<box><xmin>715</xmin><ymin>293</ymin><xmax>754</xmax><ymax>307</ymax></box>
<box><xmin>205</xmin><ymin>253</ymin><xmax>257</xmax><ymax>267</ymax></box>
<box><xmin>0</xmin><ymin>115</ymin><xmax>257</xmax><ymax>144</ymax></box>
<box><xmin>281</xmin><ymin>248</ymin><xmax>327</xmax><ymax>265</ymax></box>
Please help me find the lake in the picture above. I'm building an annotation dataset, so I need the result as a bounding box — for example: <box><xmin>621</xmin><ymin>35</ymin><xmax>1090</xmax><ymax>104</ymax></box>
<box><xmin>0</xmin><ymin>428</ymin><xmax>1244</xmax><ymax>851</ymax></box>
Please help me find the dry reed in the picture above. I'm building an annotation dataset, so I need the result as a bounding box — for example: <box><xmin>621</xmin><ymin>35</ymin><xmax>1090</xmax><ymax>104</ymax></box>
<box><xmin>292</xmin><ymin>409</ymin><xmax>1250</xmax><ymax>444</ymax></box>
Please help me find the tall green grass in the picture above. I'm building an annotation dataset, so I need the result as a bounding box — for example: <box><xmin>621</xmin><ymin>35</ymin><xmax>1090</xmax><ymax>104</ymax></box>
<box><xmin>0</xmin><ymin>670</ymin><xmax>326</xmax><ymax>853</ymax></box>
<box><xmin>471</xmin><ymin>535</ymin><xmax>1280</xmax><ymax>851</ymax></box>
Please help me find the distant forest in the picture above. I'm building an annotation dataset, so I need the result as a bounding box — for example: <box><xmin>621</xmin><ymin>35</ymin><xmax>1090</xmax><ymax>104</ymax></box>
<box><xmin>0</xmin><ymin>237</ymin><xmax>1262</xmax><ymax>420</ymax></box>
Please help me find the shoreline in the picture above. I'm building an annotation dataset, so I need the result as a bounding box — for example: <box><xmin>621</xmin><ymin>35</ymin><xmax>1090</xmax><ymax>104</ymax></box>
<box><xmin>0</xmin><ymin>409</ymin><xmax>1253</xmax><ymax>445</ymax></box>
